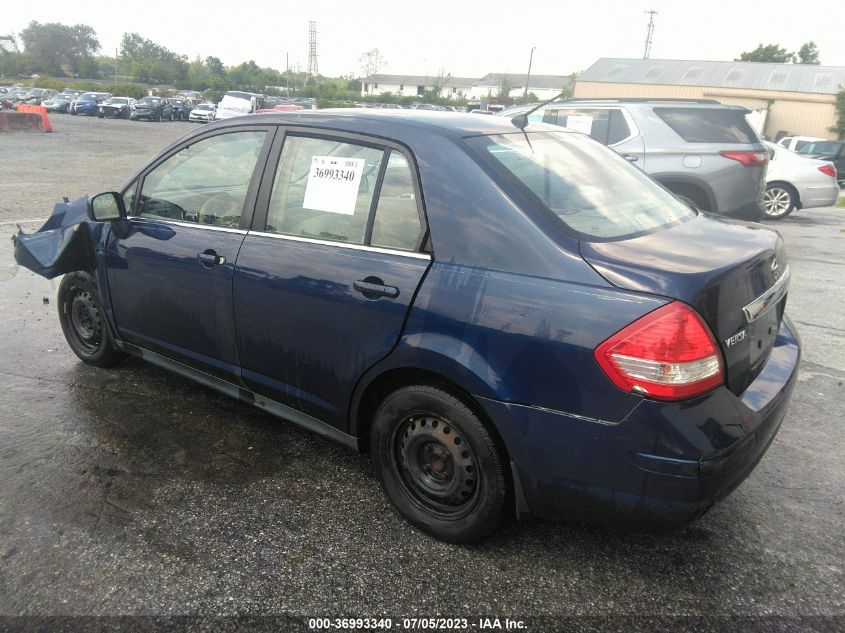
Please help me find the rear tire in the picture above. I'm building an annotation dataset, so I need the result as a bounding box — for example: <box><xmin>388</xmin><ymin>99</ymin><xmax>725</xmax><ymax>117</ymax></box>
<box><xmin>58</xmin><ymin>272</ymin><xmax>125</xmax><ymax>368</ymax></box>
<box><xmin>763</xmin><ymin>182</ymin><xmax>796</xmax><ymax>219</ymax></box>
<box><xmin>370</xmin><ymin>384</ymin><xmax>508</xmax><ymax>543</ymax></box>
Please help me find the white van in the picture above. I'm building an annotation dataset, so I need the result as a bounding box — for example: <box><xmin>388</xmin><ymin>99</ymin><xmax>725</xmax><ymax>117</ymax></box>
<box><xmin>213</xmin><ymin>91</ymin><xmax>265</xmax><ymax>121</ymax></box>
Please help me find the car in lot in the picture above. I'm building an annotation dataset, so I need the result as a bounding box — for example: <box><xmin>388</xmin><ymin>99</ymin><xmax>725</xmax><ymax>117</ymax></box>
<box><xmin>501</xmin><ymin>98</ymin><xmax>768</xmax><ymax>221</ymax></box>
<box><xmin>188</xmin><ymin>102</ymin><xmax>217</xmax><ymax>123</ymax></box>
<box><xmin>13</xmin><ymin>111</ymin><xmax>800</xmax><ymax>543</ymax></box>
<box><xmin>776</xmin><ymin>135</ymin><xmax>824</xmax><ymax>152</ymax></box>
<box><xmin>69</xmin><ymin>92</ymin><xmax>111</xmax><ymax>116</ymax></box>
<box><xmin>166</xmin><ymin>98</ymin><xmax>193</xmax><ymax>121</ymax></box>
<box><xmin>795</xmin><ymin>140</ymin><xmax>845</xmax><ymax>186</ymax></box>
<box><xmin>42</xmin><ymin>94</ymin><xmax>73</xmax><ymax>113</ymax></box>
<box><xmin>22</xmin><ymin>88</ymin><xmax>57</xmax><ymax>105</ymax></box>
<box><xmin>762</xmin><ymin>141</ymin><xmax>839</xmax><ymax>219</ymax></box>
<box><xmin>130</xmin><ymin>96</ymin><xmax>173</xmax><ymax>122</ymax></box>
<box><xmin>213</xmin><ymin>90</ymin><xmax>265</xmax><ymax>120</ymax></box>
<box><xmin>98</xmin><ymin>97</ymin><xmax>135</xmax><ymax>119</ymax></box>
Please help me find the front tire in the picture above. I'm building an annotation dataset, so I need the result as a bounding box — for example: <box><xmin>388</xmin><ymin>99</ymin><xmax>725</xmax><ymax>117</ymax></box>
<box><xmin>763</xmin><ymin>182</ymin><xmax>796</xmax><ymax>219</ymax></box>
<box><xmin>58</xmin><ymin>272</ymin><xmax>125</xmax><ymax>368</ymax></box>
<box><xmin>371</xmin><ymin>385</ymin><xmax>508</xmax><ymax>543</ymax></box>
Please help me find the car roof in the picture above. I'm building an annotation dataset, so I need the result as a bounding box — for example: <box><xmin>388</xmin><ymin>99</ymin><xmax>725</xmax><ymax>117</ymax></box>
<box><xmin>210</xmin><ymin>109</ymin><xmax>566</xmax><ymax>140</ymax></box>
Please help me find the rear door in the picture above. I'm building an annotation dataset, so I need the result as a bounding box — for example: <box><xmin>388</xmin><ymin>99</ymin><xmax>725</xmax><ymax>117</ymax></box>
<box><xmin>233</xmin><ymin>130</ymin><xmax>431</xmax><ymax>430</ymax></box>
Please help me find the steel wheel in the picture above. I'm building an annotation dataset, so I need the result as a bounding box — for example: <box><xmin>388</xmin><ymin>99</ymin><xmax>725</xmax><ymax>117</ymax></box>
<box><xmin>391</xmin><ymin>413</ymin><xmax>479</xmax><ymax>518</ymax></box>
<box><xmin>763</xmin><ymin>184</ymin><xmax>795</xmax><ymax>218</ymax></box>
<box><xmin>67</xmin><ymin>285</ymin><xmax>103</xmax><ymax>354</ymax></box>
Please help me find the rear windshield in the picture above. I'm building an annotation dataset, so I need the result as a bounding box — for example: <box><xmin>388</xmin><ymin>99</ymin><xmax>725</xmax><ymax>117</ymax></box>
<box><xmin>473</xmin><ymin>132</ymin><xmax>695</xmax><ymax>240</ymax></box>
<box><xmin>655</xmin><ymin>107</ymin><xmax>758</xmax><ymax>144</ymax></box>
<box><xmin>799</xmin><ymin>141</ymin><xmax>843</xmax><ymax>154</ymax></box>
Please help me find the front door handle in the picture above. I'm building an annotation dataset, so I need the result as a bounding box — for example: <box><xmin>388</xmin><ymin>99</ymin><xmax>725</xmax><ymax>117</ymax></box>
<box><xmin>621</xmin><ymin>154</ymin><xmax>639</xmax><ymax>162</ymax></box>
<box><xmin>354</xmin><ymin>277</ymin><xmax>400</xmax><ymax>300</ymax></box>
<box><xmin>197</xmin><ymin>250</ymin><xmax>226</xmax><ymax>269</ymax></box>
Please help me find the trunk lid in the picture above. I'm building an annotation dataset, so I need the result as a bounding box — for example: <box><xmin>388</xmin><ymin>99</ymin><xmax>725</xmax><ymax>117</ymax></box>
<box><xmin>580</xmin><ymin>213</ymin><xmax>788</xmax><ymax>395</ymax></box>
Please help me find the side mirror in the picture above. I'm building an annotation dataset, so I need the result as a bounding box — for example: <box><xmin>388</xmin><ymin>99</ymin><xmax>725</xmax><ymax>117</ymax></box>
<box><xmin>88</xmin><ymin>192</ymin><xmax>126</xmax><ymax>222</ymax></box>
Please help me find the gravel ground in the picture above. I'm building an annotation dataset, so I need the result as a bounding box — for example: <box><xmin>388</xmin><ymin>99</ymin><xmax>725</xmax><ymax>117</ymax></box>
<box><xmin>0</xmin><ymin>116</ymin><xmax>843</xmax><ymax>632</ymax></box>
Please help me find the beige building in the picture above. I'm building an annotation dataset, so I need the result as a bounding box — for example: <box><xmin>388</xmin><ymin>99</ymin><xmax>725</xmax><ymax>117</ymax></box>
<box><xmin>574</xmin><ymin>58</ymin><xmax>845</xmax><ymax>141</ymax></box>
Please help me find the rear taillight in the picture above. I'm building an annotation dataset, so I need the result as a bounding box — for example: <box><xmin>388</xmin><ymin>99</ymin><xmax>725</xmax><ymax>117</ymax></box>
<box><xmin>594</xmin><ymin>302</ymin><xmax>724</xmax><ymax>401</ymax></box>
<box><xmin>818</xmin><ymin>164</ymin><xmax>837</xmax><ymax>179</ymax></box>
<box><xmin>720</xmin><ymin>150</ymin><xmax>769</xmax><ymax>167</ymax></box>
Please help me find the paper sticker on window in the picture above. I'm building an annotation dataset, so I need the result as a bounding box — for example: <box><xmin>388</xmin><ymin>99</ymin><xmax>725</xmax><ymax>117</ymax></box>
<box><xmin>564</xmin><ymin>115</ymin><xmax>593</xmax><ymax>135</ymax></box>
<box><xmin>303</xmin><ymin>156</ymin><xmax>366</xmax><ymax>215</ymax></box>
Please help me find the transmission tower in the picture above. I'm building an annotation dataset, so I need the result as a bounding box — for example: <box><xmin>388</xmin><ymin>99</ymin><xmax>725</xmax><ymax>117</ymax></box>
<box><xmin>307</xmin><ymin>21</ymin><xmax>319</xmax><ymax>77</ymax></box>
<box><xmin>0</xmin><ymin>34</ymin><xmax>19</xmax><ymax>54</ymax></box>
<box><xmin>643</xmin><ymin>10</ymin><xmax>657</xmax><ymax>59</ymax></box>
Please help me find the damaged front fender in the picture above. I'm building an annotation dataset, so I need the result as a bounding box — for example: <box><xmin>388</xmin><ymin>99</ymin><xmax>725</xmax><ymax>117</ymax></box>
<box><xmin>12</xmin><ymin>196</ymin><xmax>104</xmax><ymax>279</ymax></box>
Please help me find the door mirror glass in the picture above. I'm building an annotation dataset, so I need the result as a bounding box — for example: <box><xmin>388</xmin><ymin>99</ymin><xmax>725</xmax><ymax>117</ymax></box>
<box><xmin>88</xmin><ymin>192</ymin><xmax>125</xmax><ymax>221</ymax></box>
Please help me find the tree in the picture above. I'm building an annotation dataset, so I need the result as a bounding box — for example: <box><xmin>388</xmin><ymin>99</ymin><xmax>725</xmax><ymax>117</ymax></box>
<box><xmin>831</xmin><ymin>87</ymin><xmax>845</xmax><ymax>140</ymax></box>
<box><xmin>359</xmin><ymin>49</ymin><xmax>385</xmax><ymax>78</ymax></box>
<box><xmin>736</xmin><ymin>44</ymin><xmax>794</xmax><ymax>63</ymax></box>
<box><xmin>797</xmin><ymin>41</ymin><xmax>821</xmax><ymax>64</ymax></box>
<box><xmin>20</xmin><ymin>21</ymin><xmax>100</xmax><ymax>76</ymax></box>
<box><xmin>497</xmin><ymin>74</ymin><xmax>512</xmax><ymax>98</ymax></box>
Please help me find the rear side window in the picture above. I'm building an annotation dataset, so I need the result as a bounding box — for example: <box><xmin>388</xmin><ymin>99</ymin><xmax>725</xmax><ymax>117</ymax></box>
<box><xmin>371</xmin><ymin>152</ymin><xmax>422</xmax><ymax>251</ymax></box>
<box><xmin>655</xmin><ymin>107</ymin><xmax>758</xmax><ymax>143</ymax></box>
<box><xmin>542</xmin><ymin>108</ymin><xmax>631</xmax><ymax>146</ymax></box>
<box><xmin>266</xmin><ymin>136</ymin><xmax>384</xmax><ymax>244</ymax></box>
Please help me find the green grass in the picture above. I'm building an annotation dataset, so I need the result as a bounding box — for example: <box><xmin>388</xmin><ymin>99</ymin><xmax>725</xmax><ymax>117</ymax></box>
<box><xmin>837</xmin><ymin>196</ymin><xmax>845</xmax><ymax>208</ymax></box>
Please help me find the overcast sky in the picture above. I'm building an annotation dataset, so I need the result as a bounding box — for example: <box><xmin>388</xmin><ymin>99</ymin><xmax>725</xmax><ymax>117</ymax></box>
<box><xmin>6</xmin><ymin>0</ymin><xmax>844</xmax><ymax>78</ymax></box>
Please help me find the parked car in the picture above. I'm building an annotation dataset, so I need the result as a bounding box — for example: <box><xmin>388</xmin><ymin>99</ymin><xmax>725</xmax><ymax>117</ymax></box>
<box><xmin>98</xmin><ymin>97</ymin><xmax>135</xmax><ymax>119</ymax></box>
<box><xmin>130</xmin><ymin>96</ymin><xmax>173</xmax><ymax>122</ymax></box>
<box><xmin>42</xmin><ymin>94</ymin><xmax>73</xmax><ymax>113</ymax></box>
<box><xmin>501</xmin><ymin>98</ymin><xmax>768</xmax><ymax>221</ymax></box>
<box><xmin>776</xmin><ymin>135</ymin><xmax>824</xmax><ymax>152</ymax></box>
<box><xmin>794</xmin><ymin>140</ymin><xmax>845</xmax><ymax>186</ymax></box>
<box><xmin>22</xmin><ymin>88</ymin><xmax>57</xmax><ymax>105</ymax></box>
<box><xmin>14</xmin><ymin>111</ymin><xmax>800</xmax><ymax>543</ymax></box>
<box><xmin>70</xmin><ymin>92</ymin><xmax>111</xmax><ymax>116</ymax></box>
<box><xmin>213</xmin><ymin>90</ymin><xmax>265</xmax><ymax>120</ymax></box>
<box><xmin>188</xmin><ymin>102</ymin><xmax>216</xmax><ymax>123</ymax></box>
<box><xmin>762</xmin><ymin>142</ymin><xmax>839</xmax><ymax>219</ymax></box>
<box><xmin>166</xmin><ymin>98</ymin><xmax>192</xmax><ymax>120</ymax></box>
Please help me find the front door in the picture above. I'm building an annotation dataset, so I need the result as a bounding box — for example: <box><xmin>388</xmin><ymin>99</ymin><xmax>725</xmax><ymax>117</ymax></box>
<box><xmin>105</xmin><ymin>128</ymin><xmax>272</xmax><ymax>380</ymax></box>
<box><xmin>234</xmin><ymin>132</ymin><xmax>431</xmax><ymax>430</ymax></box>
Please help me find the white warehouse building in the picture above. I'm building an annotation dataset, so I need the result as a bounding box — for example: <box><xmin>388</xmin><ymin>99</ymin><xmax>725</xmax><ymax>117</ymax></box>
<box><xmin>362</xmin><ymin>73</ymin><xmax>572</xmax><ymax>101</ymax></box>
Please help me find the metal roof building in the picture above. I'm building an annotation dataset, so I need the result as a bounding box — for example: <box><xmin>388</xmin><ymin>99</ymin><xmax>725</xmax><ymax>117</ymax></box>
<box><xmin>574</xmin><ymin>58</ymin><xmax>845</xmax><ymax>140</ymax></box>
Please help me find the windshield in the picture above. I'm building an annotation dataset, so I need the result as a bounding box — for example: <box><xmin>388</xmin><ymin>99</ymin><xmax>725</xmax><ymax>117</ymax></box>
<box><xmin>473</xmin><ymin>132</ymin><xmax>695</xmax><ymax>241</ymax></box>
<box><xmin>197</xmin><ymin>104</ymin><xmax>214</xmax><ymax>111</ymax></box>
<box><xmin>106</xmin><ymin>98</ymin><xmax>128</xmax><ymax>105</ymax></box>
<box><xmin>79</xmin><ymin>93</ymin><xmax>99</xmax><ymax>101</ymax></box>
<box><xmin>799</xmin><ymin>141</ymin><xmax>842</xmax><ymax>155</ymax></box>
<box><xmin>139</xmin><ymin>97</ymin><xmax>160</xmax><ymax>105</ymax></box>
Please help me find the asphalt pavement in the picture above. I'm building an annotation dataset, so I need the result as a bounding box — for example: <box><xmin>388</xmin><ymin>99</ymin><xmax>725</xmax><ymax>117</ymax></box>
<box><xmin>0</xmin><ymin>116</ymin><xmax>843</xmax><ymax>632</ymax></box>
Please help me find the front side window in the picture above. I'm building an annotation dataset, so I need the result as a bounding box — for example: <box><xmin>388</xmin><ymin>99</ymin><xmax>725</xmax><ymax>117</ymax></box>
<box><xmin>138</xmin><ymin>131</ymin><xmax>266</xmax><ymax>228</ymax></box>
<box><xmin>266</xmin><ymin>136</ymin><xmax>385</xmax><ymax>244</ymax></box>
<box><xmin>474</xmin><ymin>132</ymin><xmax>695</xmax><ymax>241</ymax></box>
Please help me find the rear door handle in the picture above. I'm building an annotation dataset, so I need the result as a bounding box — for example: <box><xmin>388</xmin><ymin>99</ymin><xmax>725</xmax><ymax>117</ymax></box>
<box><xmin>197</xmin><ymin>250</ymin><xmax>226</xmax><ymax>269</ymax></box>
<box><xmin>354</xmin><ymin>278</ymin><xmax>400</xmax><ymax>299</ymax></box>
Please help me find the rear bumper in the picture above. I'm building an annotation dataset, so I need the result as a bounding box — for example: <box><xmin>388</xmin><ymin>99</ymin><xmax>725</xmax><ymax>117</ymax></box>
<box><xmin>797</xmin><ymin>182</ymin><xmax>840</xmax><ymax>209</ymax></box>
<box><xmin>477</xmin><ymin>315</ymin><xmax>800</xmax><ymax>527</ymax></box>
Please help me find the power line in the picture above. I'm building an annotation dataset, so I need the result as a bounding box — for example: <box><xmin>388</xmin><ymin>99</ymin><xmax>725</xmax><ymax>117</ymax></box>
<box><xmin>643</xmin><ymin>10</ymin><xmax>657</xmax><ymax>59</ymax></box>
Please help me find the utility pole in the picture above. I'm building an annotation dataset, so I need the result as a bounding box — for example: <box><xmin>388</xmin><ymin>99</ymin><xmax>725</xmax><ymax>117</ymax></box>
<box><xmin>524</xmin><ymin>47</ymin><xmax>536</xmax><ymax>99</ymax></box>
<box><xmin>286</xmin><ymin>52</ymin><xmax>290</xmax><ymax>97</ymax></box>
<box><xmin>114</xmin><ymin>47</ymin><xmax>118</xmax><ymax>88</ymax></box>
<box><xmin>643</xmin><ymin>10</ymin><xmax>657</xmax><ymax>59</ymax></box>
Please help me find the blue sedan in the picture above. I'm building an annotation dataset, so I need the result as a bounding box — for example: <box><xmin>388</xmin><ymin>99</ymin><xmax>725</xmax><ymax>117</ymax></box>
<box><xmin>14</xmin><ymin>111</ymin><xmax>800</xmax><ymax>542</ymax></box>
